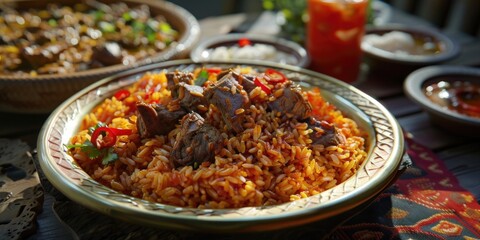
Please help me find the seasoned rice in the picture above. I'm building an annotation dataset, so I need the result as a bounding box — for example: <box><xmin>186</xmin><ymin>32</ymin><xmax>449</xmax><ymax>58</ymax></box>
<box><xmin>68</xmin><ymin>67</ymin><xmax>368</xmax><ymax>209</ymax></box>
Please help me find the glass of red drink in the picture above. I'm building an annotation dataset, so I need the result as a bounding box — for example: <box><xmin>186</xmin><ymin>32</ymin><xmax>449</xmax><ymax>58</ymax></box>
<box><xmin>307</xmin><ymin>0</ymin><xmax>368</xmax><ymax>83</ymax></box>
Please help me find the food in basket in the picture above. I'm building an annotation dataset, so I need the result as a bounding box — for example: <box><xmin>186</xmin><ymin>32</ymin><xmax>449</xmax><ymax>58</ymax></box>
<box><xmin>67</xmin><ymin>66</ymin><xmax>368</xmax><ymax>208</ymax></box>
<box><xmin>0</xmin><ymin>1</ymin><xmax>178</xmax><ymax>76</ymax></box>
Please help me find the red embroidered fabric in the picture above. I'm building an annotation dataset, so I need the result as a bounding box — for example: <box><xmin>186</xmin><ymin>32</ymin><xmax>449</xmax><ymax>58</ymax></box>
<box><xmin>329</xmin><ymin>133</ymin><xmax>480</xmax><ymax>239</ymax></box>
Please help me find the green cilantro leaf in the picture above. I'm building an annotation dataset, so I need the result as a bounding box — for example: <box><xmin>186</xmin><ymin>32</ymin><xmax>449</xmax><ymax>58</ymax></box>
<box><xmin>66</xmin><ymin>140</ymin><xmax>102</xmax><ymax>159</ymax></box>
<box><xmin>102</xmin><ymin>148</ymin><xmax>118</xmax><ymax>165</ymax></box>
<box><xmin>195</xmin><ymin>70</ymin><xmax>209</xmax><ymax>86</ymax></box>
<box><xmin>66</xmin><ymin>140</ymin><xmax>119</xmax><ymax>165</ymax></box>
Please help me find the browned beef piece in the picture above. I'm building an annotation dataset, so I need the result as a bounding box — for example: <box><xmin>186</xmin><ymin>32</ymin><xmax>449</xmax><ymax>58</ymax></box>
<box><xmin>177</xmin><ymin>82</ymin><xmax>206</xmax><ymax>110</ymax></box>
<box><xmin>136</xmin><ymin>102</ymin><xmax>187</xmax><ymax>138</ymax></box>
<box><xmin>204</xmin><ymin>71</ymin><xmax>249</xmax><ymax>133</ymax></box>
<box><xmin>166</xmin><ymin>71</ymin><xmax>195</xmax><ymax>98</ymax></box>
<box><xmin>21</xmin><ymin>43</ymin><xmax>66</xmax><ymax>68</ymax></box>
<box><xmin>217</xmin><ymin>70</ymin><xmax>256</xmax><ymax>93</ymax></box>
<box><xmin>216</xmin><ymin>69</ymin><xmax>231</xmax><ymax>80</ymax></box>
<box><xmin>217</xmin><ymin>69</ymin><xmax>256</xmax><ymax>93</ymax></box>
<box><xmin>91</xmin><ymin>42</ymin><xmax>123</xmax><ymax>66</ymax></box>
<box><xmin>268</xmin><ymin>84</ymin><xmax>312</xmax><ymax>119</ymax></box>
<box><xmin>306</xmin><ymin>117</ymin><xmax>345</xmax><ymax>147</ymax></box>
<box><xmin>234</xmin><ymin>73</ymin><xmax>257</xmax><ymax>93</ymax></box>
<box><xmin>171</xmin><ymin>112</ymin><xmax>222</xmax><ymax>167</ymax></box>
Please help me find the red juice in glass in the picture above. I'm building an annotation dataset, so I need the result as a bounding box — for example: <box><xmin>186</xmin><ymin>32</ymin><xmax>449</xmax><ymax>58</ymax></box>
<box><xmin>307</xmin><ymin>0</ymin><xmax>368</xmax><ymax>83</ymax></box>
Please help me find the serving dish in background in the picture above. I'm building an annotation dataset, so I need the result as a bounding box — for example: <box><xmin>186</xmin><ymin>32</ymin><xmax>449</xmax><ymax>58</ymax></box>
<box><xmin>190</xmin><ymin>33</ymin><xmax>309</xmax><ymax>68</ymax></box>
<box><xmin>37</xmin><ymin>59</ymin><xmax>407</xmax><ymax>233</ymax></box>
<box><xmin>0</xmin><ymin>0</ymin><xmax>200</xmax><ymax>114</ymax></box>
<box><xmin>404</xmin><ymin>65</ymin><xmax>480</xmax><ymax>136</ymax></box>
<box><xmin>361</xmin><ymin>24</ymin><xmax>460</xmax><ymax>80</ymax></box>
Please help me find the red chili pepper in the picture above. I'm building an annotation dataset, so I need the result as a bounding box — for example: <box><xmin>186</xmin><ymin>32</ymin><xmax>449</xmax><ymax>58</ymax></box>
<box><xmin>264</xmin><ymin>68</ymin><xmax>287</xmax><ymax>83</ymax></box>
<box><xmin>207</xmin><ymin>67</ymin><xmax>222</xmax><ymax>74</ymax></box>
<box><xmin>238</xmin><ymin>38</ymin><xmax>251</xmax><ymax>47</ymax></box>
<box><xmin>110</xmin><ymin>128</ymin><xmax>133</xmax><ymax>136</ymax></box>
<box><xmin>91</xmin><ymin>127</ymin><xmax>132</xmax><ymax>149</ymax></box>
<box><xmin>254</xmin><ymin>76</ymin><xmax>271</xmax><ymax>95</ymax></box>
<box><xmin>113</xmin><ymin>89</ymin><xmax>130</xmax><ymax>101</ymax></box>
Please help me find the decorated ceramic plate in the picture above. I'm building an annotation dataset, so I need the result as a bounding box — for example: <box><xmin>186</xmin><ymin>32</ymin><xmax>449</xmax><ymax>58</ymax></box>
<box><xmin>37</xmin><ymin>59</ymin><xmax>406</xmax><ymax>233</ymax></box>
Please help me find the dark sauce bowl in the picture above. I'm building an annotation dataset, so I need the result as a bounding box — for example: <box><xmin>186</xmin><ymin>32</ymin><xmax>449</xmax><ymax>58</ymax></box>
<box><xmin>404</xmin><ymin>65</ymin><xmax>480</xmax><ymax>136</ymax></box>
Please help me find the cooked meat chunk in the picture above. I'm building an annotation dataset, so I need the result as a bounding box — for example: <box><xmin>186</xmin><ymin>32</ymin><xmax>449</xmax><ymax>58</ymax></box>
<box><xmin>218</xmin><ymin>70</ymin><xmax>256</xmax><ymax>93</ymax></box>
<box><xmin>21</xmin><ymin>43</ymin><xmax>66</xmax><ymax>68</ymax></box>
<box><xmin>91</xmin><ymin>42</ymin><xmax>123</xmax><ymax>66</ymax></box>
<box><xmin>306</xmin><ymin>117</ymin><xmax>345</xmax><ymax>147</ymax></box>
<box><xmin>171</xmin><ymin>112</ymin><xmax>222</xmax><ymax>167</ymax></box>
<box><xmin>177</xmin><ymin>82</ymin><xmax>206</xmax><ymax>110</ymax></box>
<box><xmin>268</xmin><ymin>84</ymin><xmax>312</xmax><ymax>119</ymax></box>
<box><xmin>204</xmin><ymin>71</ymin><xmax>249</xmax><ymax>133</ymax></box>
<box><xmin>136</xmin><ymin>102</ymin><xmax>187</xmax><ymax>138</ymax></box>
<box><xmin>235</xmin><ymin>73</ymin><xmax>257</xmax><ymax>93</ymax></box>
<box><xmin>166</xmin><ymin>71</ymin><xmax>195</xmax><ymax>98</ymax></box>
<box><xmin>216</xmin><ymin>69</ymin><xmax>232</xmax><ymax>80</ymax></box>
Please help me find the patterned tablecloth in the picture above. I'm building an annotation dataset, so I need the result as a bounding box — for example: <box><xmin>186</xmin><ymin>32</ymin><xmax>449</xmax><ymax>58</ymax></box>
<box><xmin>329</xmin><ymin>133</ymin><xmax>480</xmax><ymax>239</ymax></box>
<box><xmin>1</xmin><ymin>132</ymin><xmax>479</xmax><ymax>240</ymax></box>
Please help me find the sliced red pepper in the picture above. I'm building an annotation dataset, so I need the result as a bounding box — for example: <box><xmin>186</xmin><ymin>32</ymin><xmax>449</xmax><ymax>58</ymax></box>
<box><xmin>91</xmin><ymin>127</ymin><xmax>116</xmax><ymax>149</ymax></box>
<box><xmin>113</xmin><ymin>89</ymin><xmax>130</xmax><ymax>101</ymax></box>
<box><xmin>254</xmin><ymin>76</ymin><xmax>271</xmax><ymax>95</ymax></box>
<box><xmin>238</xmin><ymin>38</ymin><xmax>251</xmax><ymax>47</ymax></box>
<box><xmin>91</xmin><ymin>127</ymin><xmax>132</xmax><ymax>149</ymax></box>
<box><xmin>207</xmin><ymin>67</ymin><xmax>222</xmax><ymax>74</ymax></box>
<box><xmin>110</xmin><ymin>128</ymin><xmax>133</xmax><ymax>136</ymax></box>
<box><xmin>264</xmin><ymin>68</ymin><xmax>287</xmax><ymax>83</ymax></box>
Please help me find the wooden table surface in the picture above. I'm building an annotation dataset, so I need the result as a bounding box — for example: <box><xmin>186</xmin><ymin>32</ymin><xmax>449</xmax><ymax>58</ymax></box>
<box><xmin>1</xmin><ymin>6</ymin><xmax>479</xmax><ymax>240</ymax></box>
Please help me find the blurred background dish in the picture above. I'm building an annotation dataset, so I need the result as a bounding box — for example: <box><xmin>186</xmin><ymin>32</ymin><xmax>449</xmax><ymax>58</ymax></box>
<box><xmin>0</xmin><ymin>0</ymin><xmax>200</xmax><ymax>114</ymax></box>
<box><xmin>37</xmin><ymin>59</ymin><xmax>406</xmax><ymax>232</ymax></box>
<box><xmin>370</xmin><ymin>0</ymin><xmax>392</xmax><ymax>25</ymax></box>
<box><xmin>404</xmin><ymin>65</ymin><xmax>480</xmax><ymax>136</ymax></box>
<box><xmin>190</xmin><ymin>33</ymin><xmax>309</xmax><ymax>67</ymax></box>
<box><xmin>362</xmin><ymin>24</ymin><xmax>460</xmax><ymax>80</ymax></box>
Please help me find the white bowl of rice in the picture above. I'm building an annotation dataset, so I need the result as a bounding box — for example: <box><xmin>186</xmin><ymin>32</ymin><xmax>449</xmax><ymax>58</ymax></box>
<box><xmin>37</xmin><ymin>59</ymin><xmax>407</xmax><ymax>233</ymax></box>
<box><xmin>190</xmin><ymin>33</ymin><xmax>309</xmax><ymax>68</ymax></box>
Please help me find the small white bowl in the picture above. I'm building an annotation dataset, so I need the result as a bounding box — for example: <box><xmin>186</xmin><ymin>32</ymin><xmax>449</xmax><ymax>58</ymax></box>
<box><xmin>404</xmin><ymin>65</ymin><xmax>480</xmax><ymax>136</ymax></box>
<box><xmin>362</xmin><ymin>25</ymin><xmax>460</xmax><ymax>80</ymax></box>
<box><xmin>190</xmin><ymin>33</ymin><xmax>309</xmax><ymax>68</ymax></box>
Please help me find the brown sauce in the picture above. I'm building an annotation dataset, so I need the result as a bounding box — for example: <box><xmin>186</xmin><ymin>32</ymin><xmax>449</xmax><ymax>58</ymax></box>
<box><xmin>424</xmin><ymin>77</ymin><xmax>480</xmax><ymax>118</ymax></box>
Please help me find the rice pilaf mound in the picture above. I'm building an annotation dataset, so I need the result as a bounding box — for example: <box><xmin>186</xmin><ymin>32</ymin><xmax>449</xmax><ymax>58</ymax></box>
<box><xmin>68</xmin><ymin>67</ymin><xmax>367</xmax><ymax>209</ymax></box>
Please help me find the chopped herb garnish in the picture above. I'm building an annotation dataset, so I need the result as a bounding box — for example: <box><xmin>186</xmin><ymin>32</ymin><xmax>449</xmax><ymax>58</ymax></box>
<box><xmin>99</xmin><ymin>21</ymin><xmax>116</xmax><ymax>33</ymax></box>
<box><xmin>92</xmin><ymin>10</ymin><xmax>105</xmax><ymax>21</ymax></box>
<box><xmin>102</xmin><ymin>148</ymin><xmax>118</xmax><ymax>165</ymax></box>
<box><xmin>66</xmin><ymin>140</ymin><xmax>103</xmax><ymax>160</ymax></box>
<box><xmin>122</xmin><ymin>11</ymin><xmax>133</xmax><ymax>22</ymax></box>
<box><xmin>66</xmin><ymin>122</ymin><xmax>131</xmax><ymax>165</ymax></box>
<box><xmin>48</xmin><ymin>19</ymin><xmax>57</xmax><ymax>27</ymax></box>
<box><xmin>132</xmin><ymin>20</ymin><xmax>145</xmax><ymax>32</ymax></box>
<box><xmin>195</xmin><ymin>70</ymin><xmax>209</xmax><ymax>86</ymax></box>
<box><xmin>159</xmin><ymin>22</ymin><xmax>172</xmax><ymax>33</ymax></box>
